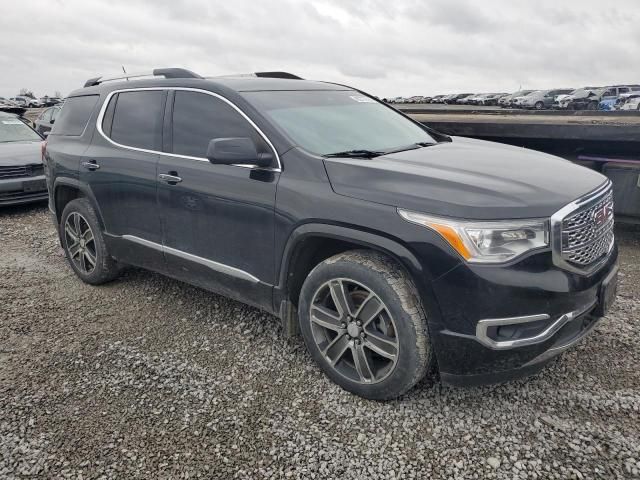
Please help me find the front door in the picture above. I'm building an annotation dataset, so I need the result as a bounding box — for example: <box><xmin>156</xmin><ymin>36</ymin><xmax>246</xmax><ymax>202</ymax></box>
<box><xmin>157</xmin><ymin>89</ymin><xmax>280</xmax><ymax>309</ymax></box>
<box><xmin>84</xmin><ymin>89</ymin><xmax>167</xmax><ymax>270</ymax></box>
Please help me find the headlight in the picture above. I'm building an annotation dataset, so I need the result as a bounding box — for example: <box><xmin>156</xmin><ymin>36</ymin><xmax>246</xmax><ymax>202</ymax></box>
<box><xmin>398</xmin><ymin>209</ymin><xmax>549</xmax><ymax>263</ymax></box>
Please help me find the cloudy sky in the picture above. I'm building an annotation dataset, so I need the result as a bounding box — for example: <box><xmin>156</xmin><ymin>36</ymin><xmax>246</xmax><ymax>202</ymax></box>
<box><xmin>1</xmin><ymin>0</ymin><xmax>639</xmax><ymax>99</ymax></box>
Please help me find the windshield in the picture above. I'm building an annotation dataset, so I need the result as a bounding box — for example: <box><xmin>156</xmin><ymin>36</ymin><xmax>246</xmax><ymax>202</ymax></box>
<box><xmin>243</xmin><ymin>90</ymin><xmax>435</xmax><ymax>156</ymax></box>
<box><xmin>0</xmin><ymin>117</ymin><xmax>42</xmax><ymax>142</ymax></box>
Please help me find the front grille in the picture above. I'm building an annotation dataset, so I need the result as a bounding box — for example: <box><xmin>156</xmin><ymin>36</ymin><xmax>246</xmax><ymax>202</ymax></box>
<box><xmin>561</xmin><ymin>188</ymin><xmax>614</xmax><ymax>267</ymax></box>
<box><xmin>0</xmin><ymin>164</ymin><xmax>44</xmax><ymax>179</ymax></box>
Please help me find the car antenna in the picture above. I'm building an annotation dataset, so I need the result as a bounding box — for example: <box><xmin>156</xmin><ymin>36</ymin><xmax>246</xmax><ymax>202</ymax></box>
<box><xmin>122</xmin><ymin>65</ymin><xmax>129</xmax><ymax>81</ymax></box>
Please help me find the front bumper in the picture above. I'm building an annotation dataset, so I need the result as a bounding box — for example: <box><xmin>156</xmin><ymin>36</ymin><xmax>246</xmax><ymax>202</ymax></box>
<box><xmin>0</xmin><ymin>174</ymin><xmax>48</xmax><ymax>206</ymax></box>
<box><xmin>429</xmin><ymin>246</ymin><xmax>618</xmax><ymax>386</ymax></box>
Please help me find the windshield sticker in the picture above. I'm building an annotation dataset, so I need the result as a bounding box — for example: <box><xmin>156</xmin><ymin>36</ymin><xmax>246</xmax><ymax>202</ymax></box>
<box><xmin>350</xmin><ymin>95</ymin><xmax>375</xmax><ymax>103</ymax></box>
<box><xmin>2</xmin><ymin>120</ymin><xmax>24</xmax><ymax>125</ymax></box>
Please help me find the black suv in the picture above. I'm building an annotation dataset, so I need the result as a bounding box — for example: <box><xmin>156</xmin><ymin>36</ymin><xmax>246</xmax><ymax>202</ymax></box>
<box><xmin>44</xmin><ymin>68</ymin><xmax>618</xmax><ymax>400</ymax></box>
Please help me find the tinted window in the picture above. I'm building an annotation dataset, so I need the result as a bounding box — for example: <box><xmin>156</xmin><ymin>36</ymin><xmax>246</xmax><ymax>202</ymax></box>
<box><xmin>172</xmin><ymin>91</ymin><xmax>268</xmax><ymax>158</ymax></box>
<box><xmin>109</xmin><ymin>91</ymin><xmax>164</xmax><ymax>150</ymax></box>
<box><xmin>51</xmin><ymin>95</ymin><xmax>99</xmax><ymax>136</ymax></box>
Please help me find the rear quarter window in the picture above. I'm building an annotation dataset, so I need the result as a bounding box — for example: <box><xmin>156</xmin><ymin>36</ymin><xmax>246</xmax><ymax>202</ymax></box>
<box><xmin>51</xmin><ymin>95</ymin><xmax>99</xmax><ymax>136</ymax></box>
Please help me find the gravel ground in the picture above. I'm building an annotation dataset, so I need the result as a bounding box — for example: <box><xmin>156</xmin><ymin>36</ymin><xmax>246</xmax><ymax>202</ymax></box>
<box><xmin>1</xmin><ymin>203</ymin><xmax>639</xmax><ymax>479</ymax></box>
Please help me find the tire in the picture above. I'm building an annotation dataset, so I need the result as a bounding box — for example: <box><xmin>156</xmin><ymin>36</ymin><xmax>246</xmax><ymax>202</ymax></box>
<box><xmin>298</xmin><ymin>250</ymin><xmax>434</xmax><ymax>400</ymax></box>
<box><xmin>587</xmin><ymin>101</ymin><xmax>598</xmax><ymax>111</ymax></box>
<box><xmin>60</xmin><ymin>198</ymin><xmax>121</xmax><ymax>285</ymax></box>
<box><xmin>534</xmin><ymin>101</ymin><xmax>544</xmax><ymax>110</ymax></box>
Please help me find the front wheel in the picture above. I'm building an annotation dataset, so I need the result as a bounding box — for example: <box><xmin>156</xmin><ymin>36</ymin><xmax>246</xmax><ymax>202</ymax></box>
<box><xmin>534</xmin><ymin>101</ymin><xmax>544</xmax><ymax>110</ymax></box>
<box><xmin>298</xmin><ymin>250</ymin><xmax>434</xmax><ymax>400</ymax></box>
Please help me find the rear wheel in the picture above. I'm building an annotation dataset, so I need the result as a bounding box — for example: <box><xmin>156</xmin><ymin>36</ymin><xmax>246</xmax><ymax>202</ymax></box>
<box><xmin>587</xmin><ymin>101</ymin><xmax>598</xmax><ymax>111</ymax></box>
<box><xmin>534</xmin><ymin>101</ymin><xmax>544</xmax><ymax>110</ymax></box>
<box><xmin>60</xmin><ymin>198</ymin><xmax>121</xmax><ymax>285</ymax></box>
<box><xmin>298</xmin><ymin>250</ymin><xmax>434</xmax><ymax>400</ymax></box>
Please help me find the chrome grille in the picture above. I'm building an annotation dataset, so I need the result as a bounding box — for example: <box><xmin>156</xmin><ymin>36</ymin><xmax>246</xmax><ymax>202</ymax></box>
<box><xmin>561</xmin><ymin>189</ymin><xmax>614</xmax><ymax>267</ymax></box>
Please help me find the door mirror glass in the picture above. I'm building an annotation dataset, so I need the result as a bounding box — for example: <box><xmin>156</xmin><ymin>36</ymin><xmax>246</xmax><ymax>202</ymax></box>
<box><xmin>206</xmin><ymin>137</ymin><xmax>273</xmax><ymax>168</ymax></box>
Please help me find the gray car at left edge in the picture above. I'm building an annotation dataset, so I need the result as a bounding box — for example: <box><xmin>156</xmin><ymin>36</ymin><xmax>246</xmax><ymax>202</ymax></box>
<box><xmin>0</xmin><ymin>112</ymin><xmax>48</xmax><ymax>206</ymax></box>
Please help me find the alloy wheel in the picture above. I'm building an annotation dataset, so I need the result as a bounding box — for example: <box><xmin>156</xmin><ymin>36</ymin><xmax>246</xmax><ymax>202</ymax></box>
<box><xmin>309</xmin><ymin>278</ymin><xmax>399</xmax><ymax>384</ymax></box>
<box><xmin>64</xmin><ymin>212</ymin><xmax>97</xmax><ymax>274</ymax></box>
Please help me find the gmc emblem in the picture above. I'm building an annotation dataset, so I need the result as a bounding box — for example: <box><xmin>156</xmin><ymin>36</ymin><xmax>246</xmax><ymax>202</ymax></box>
<box><xmin>592</xmin><ymin>202</ymin><xmax>613</xmax><ymax>227</ymax></box>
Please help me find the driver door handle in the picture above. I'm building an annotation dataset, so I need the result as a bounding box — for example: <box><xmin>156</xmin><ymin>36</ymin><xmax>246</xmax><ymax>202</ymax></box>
<box><xmin>159</xmin><ymin>173</ymin><xmax>182</xmax><ymax>184</ymax></box>
<box><xmin>81</xmin><ymin>160</ymin><xmax>100</xmax><ymax>170</ymax></box>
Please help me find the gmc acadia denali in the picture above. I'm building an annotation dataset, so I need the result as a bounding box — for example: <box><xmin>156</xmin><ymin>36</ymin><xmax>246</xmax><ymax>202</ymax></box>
<box><xmin>44</xmin><ymin>68</ymin><xmax>618</xmax><ymax>400</ymax></box>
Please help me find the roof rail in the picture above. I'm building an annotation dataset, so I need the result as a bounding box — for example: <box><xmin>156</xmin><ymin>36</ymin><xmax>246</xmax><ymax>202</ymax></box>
<box><xmin>254</xmin><ymin>71</ymin><xmax>303</xmax><ymax>80</ymax></box>
<box><xmin>210</xmin><ymin>72</ymin><xmax>304</xmax><ymax>80</ymax></box>
<box><xmin>83</xmin><ymin>68</ymin><xmax>203</xmax><ymax>88</ymax></box>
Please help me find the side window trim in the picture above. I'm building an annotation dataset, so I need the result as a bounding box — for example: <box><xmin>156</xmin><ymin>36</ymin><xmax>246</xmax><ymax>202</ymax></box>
<box><xmin>95</xmin><ymin>87</ymin><xmax>281</xmax><ymax>172</ymax></box>
<box><xmin>101</xmin><ymin>93</ymin><xmax>118</xmax><ymax>138</ymax></box>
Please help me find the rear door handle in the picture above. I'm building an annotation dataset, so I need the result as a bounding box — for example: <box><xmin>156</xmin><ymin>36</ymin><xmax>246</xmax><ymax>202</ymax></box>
<box><xmin>159</xmin><ymin>173</ymin><xmax>182</xmax><ymax>184</ymax></box>
<box><xmin>81</xmin><ymin>160</ymin><xmax>100</xmax><ymax>170</ymax></box>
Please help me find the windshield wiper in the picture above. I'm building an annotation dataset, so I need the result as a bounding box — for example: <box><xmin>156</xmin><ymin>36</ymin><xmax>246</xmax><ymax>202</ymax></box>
<box><xmin>382</xmin><ymin>141</ymin><xmax>437</xmax><ymax>155</ymax></box>
<box><xmin>323</xmin><ymin>149</ymin><xmax>384</xmax><ymax>159</ymax></box>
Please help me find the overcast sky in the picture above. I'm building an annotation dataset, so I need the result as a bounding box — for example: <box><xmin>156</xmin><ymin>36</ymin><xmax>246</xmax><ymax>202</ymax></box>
<box><xmin>1</xmin><ymin>0</ymin><xmax>639</xmax><ymax>99</ymax></box>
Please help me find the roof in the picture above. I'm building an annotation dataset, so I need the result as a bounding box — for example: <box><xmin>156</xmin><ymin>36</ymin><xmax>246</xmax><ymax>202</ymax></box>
<box><xmin>204</xmin><ymin>77</ymin><xmax>350</xmax><ymax>92</ymax></box>
<box><xmin>77</xmin><ymin>68</ymin><xmax>352</xmax><ymax>96</ymax></box>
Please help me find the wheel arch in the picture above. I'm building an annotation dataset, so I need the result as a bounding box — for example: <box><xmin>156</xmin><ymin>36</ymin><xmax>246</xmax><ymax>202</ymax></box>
<box><xmin>275</xmin><ymin>223</ymin><xmax>441</xmax><ymax>336</ymax></box>
<box><xmin>53</xmin><ymin>178</ymin><xmax>105</xmax><ymax>228</ymax></box>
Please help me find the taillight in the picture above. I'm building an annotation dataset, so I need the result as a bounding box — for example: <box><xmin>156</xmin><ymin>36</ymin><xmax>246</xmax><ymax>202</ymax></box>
<box><xmin>41</xmin><ymin>140</ymin><xmax>47</xmax><ymax>162</ymax></box>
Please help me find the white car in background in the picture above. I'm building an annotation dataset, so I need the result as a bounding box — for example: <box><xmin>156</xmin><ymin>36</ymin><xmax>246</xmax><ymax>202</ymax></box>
<box><xmin>620</xmin><ymin>94</ymin><xmax>640</xmax><ymax>110</ymax></box>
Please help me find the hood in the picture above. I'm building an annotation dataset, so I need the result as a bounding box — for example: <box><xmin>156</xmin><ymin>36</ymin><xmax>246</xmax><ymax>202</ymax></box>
<box><xmin>323</xmin><ymin>137</ymin><xmax>606</xmax><ymax>220</ymax></box>
<box><xmin>0</xmin><ymin>140</ymin><xmax>42</xmax><ymax>167</ymax></box>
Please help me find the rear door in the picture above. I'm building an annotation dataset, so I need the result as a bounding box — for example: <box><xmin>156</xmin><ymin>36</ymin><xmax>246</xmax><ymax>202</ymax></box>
<box><xmin>157</xmin><ymin>89</ymin><xmax>280</xmax><ymax>309</ymax></box>
<box><xmin>82</xmin><ymin>89</ymin><xmax>166</xmax><ymax>270</ymax></box>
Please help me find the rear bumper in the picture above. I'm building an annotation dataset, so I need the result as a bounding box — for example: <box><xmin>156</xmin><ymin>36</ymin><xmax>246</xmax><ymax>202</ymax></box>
<box><xmin>428</xmin><ymin>246</ymin><xmax>618</xmax><ymax>386</ymax></box>
<box><xmin>0</xmin><ymin>174</ymin><xmax>48</xmax><ymax>206</ymax></box>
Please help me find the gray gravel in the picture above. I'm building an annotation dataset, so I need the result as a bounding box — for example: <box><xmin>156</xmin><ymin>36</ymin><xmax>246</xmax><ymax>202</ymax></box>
<box><xmin>1</xmin><ymin>203</ymin><xmax>639</xmax><ymax>479</ymax></box>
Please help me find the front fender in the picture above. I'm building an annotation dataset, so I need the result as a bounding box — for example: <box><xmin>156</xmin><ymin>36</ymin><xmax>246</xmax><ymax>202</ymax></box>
<box><xmin>274</xmin><ymin>222</ymin><xmax>446</xmax><ymax>333</ymax></box>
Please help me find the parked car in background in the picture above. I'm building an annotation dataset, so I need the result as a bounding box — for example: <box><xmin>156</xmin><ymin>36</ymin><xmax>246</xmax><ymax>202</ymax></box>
<box><xmin>599</xmin><ymin>87</ymin><xmax>640</xmax><ymax>110</ymax></box>
<box><xmin>430</xmin><ymin>95</ymin><xmax>447</xmax><ymax>103</ymax></box>
<box><xmin>479</xmin><ymin>93</ymin><xmax>508</xmax><ymax>106</ymax></box>
<box><xmin>567</xmin><ymin>86</ymin><xmax>634</xmax><ymax>110</ymax></box>
<box><xmin>498</xmin><ymin>90</ymin><xmax>533</xmax><ymax>108</ymax></box>
<box><xmin>620</xmin><ymin>94</ymin><xmax>640</xmax><ymax>111</ymax></box>
<box><xmin>556</xmin><ymin>88</ymin><xmax>598</xmax><ymax>110</ymax></box>
<box><xmin>40</xmin><ymin>96</ymin><xmax>63</xmax><ymax>107</ymax></box>
<box><xmin>452</xmin><ymin>93</ymin><xmax>475</xmax><ymax>104</ymax></box>
<box><xmin>34</xmin><ymin>105</ymin><xmax>62</xmax><ymax>136</ymax></box>
<box><xmin>9</xmin><ymin>97</ymin><xmax>29</xmax><ymax>107</ymax></box>
<box><xmin>0</xmin><ymin>111</ymin><xmax>47</xmax><ymax>206</ymax></box>
<box><xmin>10</xmin><ymin>96</ymin><xmax>41</xmax><ymax>108</ymax></box>
<box><xmin>515</xmin><ymin>89</ymin><xmax>574</xmax><ymax>110</ymax></box>
<box><xmin>457</xmin><ymin>94</ymin><xmax>480</xmax><ymax>105</ymax></box>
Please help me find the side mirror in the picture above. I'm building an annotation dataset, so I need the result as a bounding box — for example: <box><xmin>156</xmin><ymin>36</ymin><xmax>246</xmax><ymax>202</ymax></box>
<box><xmin>206</xmin><ymin>137</ymin><xmax>273</xmax><ymax>168</ymax></box>
<box><xmin>43</xmin><ymin>131</ymin><xmax>50</xmax><ymax>138</ymax></box>
<box><xmin>50</xmin><ymin>118</ymin><xmax>55</xmax><ymax>125</ymax></box>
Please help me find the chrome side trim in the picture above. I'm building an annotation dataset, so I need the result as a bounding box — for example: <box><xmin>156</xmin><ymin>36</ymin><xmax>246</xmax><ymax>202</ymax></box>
<box><xmin>550</xmin><ymin>180</ymin><xmax>613</xmax><ymax>276</ymax></box>
<box><xmin>95</xmin><ymin>87</ymin><xmax>282</xmax><ymax>172</ymax></box>
<box><xmin>475</xmin><ymin>301</ymin><xmax>596</xmax><ymax>350</ymax></box>
<box><xmin>122</xmin><ymin>235</ymin><xmax>261</xmax><ymax>284</ymax></box>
